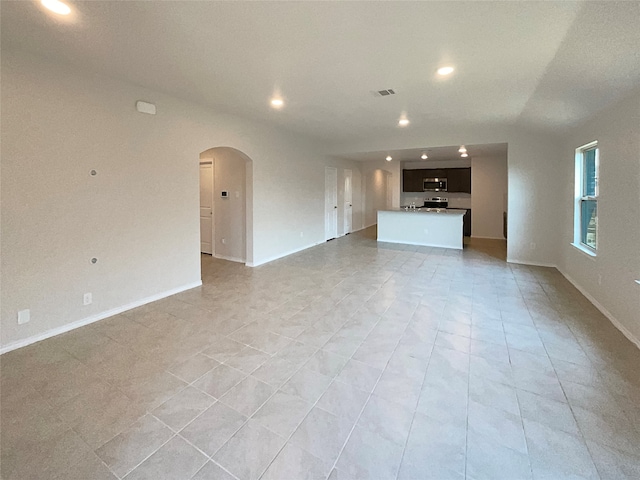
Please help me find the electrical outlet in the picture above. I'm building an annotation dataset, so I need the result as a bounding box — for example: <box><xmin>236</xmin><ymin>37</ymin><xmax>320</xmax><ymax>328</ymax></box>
<box><xmin>221</xmin><ymin>238</ymin><xmax>226</xmax><ymax>244</ymax></box>
<box><xmin>83</xmin><ymin>293</ymin><xmax>92</xmax><ymax>305</ymax></box>
<box><xmin>18</xmin><ymin>309</ymin><xmax>30</xmax><ymax>325</ymax></box>
<box><xmin>300</xmin><ymin>232</ymin><xmax>304</xmax><ymax>238</ymax></box>
<box><xmin>597</xmin><ymin>274</ymin><xmax>602</xmax><ymax>286</ymax></box>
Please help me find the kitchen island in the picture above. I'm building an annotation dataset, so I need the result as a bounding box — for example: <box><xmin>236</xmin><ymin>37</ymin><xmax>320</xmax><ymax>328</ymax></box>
<box><xmin>377</xmin><ymin>208</ymin><xmax>466</xmax><ymax>249</ymax></box>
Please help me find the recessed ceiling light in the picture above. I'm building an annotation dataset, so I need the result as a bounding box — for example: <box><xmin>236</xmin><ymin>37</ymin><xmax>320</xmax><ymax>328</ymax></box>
<box><xmin>386</xmin><ymin>156</ymin><xmax>392</xmax><ymax>162</ymax></box>
<box><xmin>421</xmin><ymin>153</ymin><xmax>428</xmax><ymax>160</ymax></box>
<box><xmin>398</xmin><ymin>118</ymin><xmax>410</xmax><ymax>127</ymax></box>
<box><xmin>41</xmin><ymin>0</ymin><xmax>71</xmax><ymax>15</ymax></box>
<box><xmin>458</xmin><ymin>145</ymin><xmax>467</xmax><ymax>153</ymax></box>
<box><xmin>270</xmin><ymin>98</ymin><xmax>284</xmax><ymax>109</ymax></box>
<box><xmin>461</xmin><ymin>152</ymin><xmax>469</xmax><ymax>158</ymax></box>
<box><xmin>437</xmin><ymin>66</ymin><xmax>455</xmax><ymax>76</ymax></box>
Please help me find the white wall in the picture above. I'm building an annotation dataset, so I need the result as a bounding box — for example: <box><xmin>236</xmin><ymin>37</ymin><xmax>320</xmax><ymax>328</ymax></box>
<box><xmin>329</xmin><ymin>125</ymin><xmax>564</xmax><ymax>266</ymax></box>
<box><xmin>358</xmin><ymin>159</ymin><xmax>399</xmax><ymax>228</ymax></box>
<box><xmin>557</xmin><ymin>89</ymin><xmax>640</xmax><ymax>345</ymax></box>
<box><xmin>471</xmin><ymin>155</ymin><xmax>508</xmax><ymax>239</ymax></box>
<box><xmin>0</xmin><ymin>50</ymin><xmax>360</xmax><ymax>350</ymax></box>
<box><xmin>200</xmin><ymin>148</ymin><xmax>247</xmax><ymax>263</ymax></box>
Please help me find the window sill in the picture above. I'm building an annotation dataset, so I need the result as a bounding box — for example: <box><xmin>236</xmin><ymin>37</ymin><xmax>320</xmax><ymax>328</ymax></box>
<box><xmin>571</xmin><ymin>242</ymin><xmax>597</xmax><ymax>259</ymax></box>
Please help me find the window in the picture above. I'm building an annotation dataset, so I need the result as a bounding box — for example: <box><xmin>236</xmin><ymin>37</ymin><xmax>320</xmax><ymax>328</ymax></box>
<box><xmin>574</xmin><ymin>141</ymin><xmax>598</xmax><ymax>254</ymax></box>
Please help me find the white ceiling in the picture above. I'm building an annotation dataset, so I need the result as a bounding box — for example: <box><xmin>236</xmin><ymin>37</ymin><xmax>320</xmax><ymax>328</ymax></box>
<box><xmin>2</xmin><ymin>1</ymin><xmax>640</xmax><ymax>143</ymax></box>
<box><xmin>339</xmin><ymin>143</ymin><xmax>508</xmax><ymax>163</ymax></box>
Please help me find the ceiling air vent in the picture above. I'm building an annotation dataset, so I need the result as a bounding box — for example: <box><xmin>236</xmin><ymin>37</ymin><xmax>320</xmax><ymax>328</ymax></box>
<box><xmin>376</xmin><ymin>89</ymin><xmax>396</xmax><ymax>96</ymax></box>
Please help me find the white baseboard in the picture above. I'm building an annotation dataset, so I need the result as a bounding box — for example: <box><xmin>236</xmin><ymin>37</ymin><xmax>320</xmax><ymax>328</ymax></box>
<box><xmin>471</xmin><ymin>235</ymin><xmax>506</xmax><ymax>240</ymax></box>
<box><xmin>507</xmin><ymin>258</ymin><xmax>558</xmax><ymax>268</ymax></box>
<box><xmin>0</xmin><ymin>281</ymin><xmax>203</xmax><ymax>355</ymax></box>
<box><xmin>247</xmin><ymin>241</ymin><xmax>324</xmax><ymax>267</ymax></box>
<box><xmin>247</xmin><ymin>226</ymin><xmax>371</xmax><ymax>268</ymax></box>
<box><xmin>214</xmin><ymin>253</ymin><xmax>245</xmax><ymax>263</ymax></box>
<box><xmin>557</xmin><ymin>269</ymin><xmax>640</xmax><ymax>350</ymax></box>
<box><xmin>351</xmin><ymin>226</ymin><xmax>364</xmax><ymax>233</ymax></box>
<box><xmin>342</xmin><ymin>225</ymin><xmax>368</xmax><ymax>236</ymax></box>
<box><xmin>504</xmin><ymin>259</ymin><xmax>639</xmax><ymax>350</ymax></box>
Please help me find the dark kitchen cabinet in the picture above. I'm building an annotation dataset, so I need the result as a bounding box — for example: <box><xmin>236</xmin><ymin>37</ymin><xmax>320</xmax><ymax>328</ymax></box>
<box><xmin>447</xmin><ymin>168</ymin><xmax>462</xmax><ymax>192</ymax></box>
<box><xmin>446</xmin><ymin>168</ymin><xmax>471</xmax><ymax>193</ymax></box>
<box><xmin>402</xmin><ymin>169</ymin><xmax>425</xmax><ymax>192</ymax></box>
<box><xmin>403</xmin><ymin>167</ymin><xmax>471</xmax><ymax>193</ymax></box>
<box><xmin>463</xmin><ymin>209</ymin><xmax>472</xmax><ymax>237</ymax></box>
<box><xmin>459</xmin><ymin>168</ymin><xmax>471</xmax><ymax>193</ymax></box>
<box><xmin>426</xmin><ymin>169</ymin><xmax>446</xmax><ymax>179</ymax></box>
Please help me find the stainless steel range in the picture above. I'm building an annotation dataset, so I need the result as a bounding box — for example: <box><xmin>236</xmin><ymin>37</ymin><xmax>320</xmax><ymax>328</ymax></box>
<box><xmin>423</xmin><ymin>197</ymin><xmax>448</xmax><ymax>208</ymax></box>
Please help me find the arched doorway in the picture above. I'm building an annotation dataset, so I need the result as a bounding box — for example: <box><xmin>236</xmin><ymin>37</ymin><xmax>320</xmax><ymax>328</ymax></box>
<box><xmin>199</xmin><ymin>147</ymin><xmax>253</xmax><ymax>265</ymax></box>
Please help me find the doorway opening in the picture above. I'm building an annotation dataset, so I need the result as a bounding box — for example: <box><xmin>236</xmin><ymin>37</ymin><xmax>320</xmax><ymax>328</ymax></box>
<box><xmin>199</xmin><ymin>147</ymin><xmax>253</xmax><ymax>265</ymax></box>
<box><xmin>363</xmin><ymin>169</ymin><xmax>393</xmax><ymax>228</ymax></box>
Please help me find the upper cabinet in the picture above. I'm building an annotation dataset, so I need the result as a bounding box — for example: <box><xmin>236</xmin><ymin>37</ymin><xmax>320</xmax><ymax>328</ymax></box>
<box><xmin>402</xmin><ymin>169</ymin><xmax>425</xmax><ymax>192</ymax></box>
<box><xmin>424</xmin><ymin>169</ymin><xmax>446</xmax><ymax>178</ymax></box>
<box><xmin>447</xmin><ymin>168</ymin><xmax>472</xmax><ymax>193</ymax></box>
<box><xmin>402</xmin><ymin>167</ymin><xmax>471</xmax><ymax>193</ymax></box>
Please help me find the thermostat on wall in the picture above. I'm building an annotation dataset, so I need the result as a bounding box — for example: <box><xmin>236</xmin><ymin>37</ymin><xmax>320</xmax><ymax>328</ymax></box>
<box><xmin>221</xmin><ymin>191</ymin><xmax>229</xmax><ymax>198</ymax></box>
<box><xmin>135</xmin><ymin>100</ymin><xmax>156</xmax><ymax>115</ymax></box>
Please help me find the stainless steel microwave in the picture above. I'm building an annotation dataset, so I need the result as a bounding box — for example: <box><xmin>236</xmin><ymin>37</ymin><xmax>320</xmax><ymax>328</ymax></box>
<box><xmin>423</xmin><ymin>178</ymin><xmax>447</xmax><ymax>192</ymax></box>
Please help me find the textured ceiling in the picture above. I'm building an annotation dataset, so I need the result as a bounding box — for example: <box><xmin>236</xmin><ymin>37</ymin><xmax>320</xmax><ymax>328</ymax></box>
<box><xmin>2</xmin><ymin>1</ymin><xmax>639</xmax><ymax>142</ymax></box>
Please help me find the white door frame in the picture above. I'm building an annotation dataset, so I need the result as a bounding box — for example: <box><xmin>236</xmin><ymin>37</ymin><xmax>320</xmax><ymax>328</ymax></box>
<box><xmin>199</xmin><ymin>161</ymin><xmax>214</xmax><ymax>255</ymax></box>
<box><xmin>325</xmin><ymin>167</ymin><xmax>338</xmax><ymax>241</ymax></box>
<box><xmin>344</xmin><ymin>169</ymin><xmax>352</xmax><ymax>235</ymax></box>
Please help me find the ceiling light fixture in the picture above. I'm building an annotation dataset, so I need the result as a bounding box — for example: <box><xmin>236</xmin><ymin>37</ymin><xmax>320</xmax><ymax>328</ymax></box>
<box><xmin>458</xmin><ymin>145</ymin><xmax>467</xmax><ymax>153</ymax></box>
<box><xmin>386</xmin><ymin>156</ymin><xmax>392</xmax><ymax>162</ymax></box>
<box><xmin>398</xmin><ymin>118</ymin><xmax>410</xmax><ymax>127</ymax></box>
<box><xmin>270</xmin><ymin>98</ymin><xmax>284</xmax><ymax>109</ymax></box>
<box><xmin>41</xmin><ymin>0</ymin><xmax>71</xmax><ymax>15</ymax></box>
<box><xmin>421</xmin><ymin>153</ymin><xmax>428</xmax><ymax>160</ymax></box>
<box><xmin>461</xmin><ymin>152</ymin><xmax>469</xmax><ymax>158</ymax></box>
<box><xmin>437</xmin><ymin>66</ymin><xmax>455</xmax><ymax>76</ymax></box>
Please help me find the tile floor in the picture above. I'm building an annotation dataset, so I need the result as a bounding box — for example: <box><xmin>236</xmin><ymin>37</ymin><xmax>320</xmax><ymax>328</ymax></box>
<box><xmin>2</xmin><ymin>227</ymin><xmax>639</xmax><ymax>479</ymax></box>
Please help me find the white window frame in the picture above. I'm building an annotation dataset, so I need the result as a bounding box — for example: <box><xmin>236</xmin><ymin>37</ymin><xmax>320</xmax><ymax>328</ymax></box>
<box><xmin>573</xmin><ymin>141</ymin><xmax>599</xmax><ymax>256</ymax></box>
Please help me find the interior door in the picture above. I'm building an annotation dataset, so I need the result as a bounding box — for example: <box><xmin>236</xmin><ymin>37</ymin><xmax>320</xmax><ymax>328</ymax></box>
<box><xmin>325</xmin><ymin>167</ymin><xmax>338</xmax><ymax>241</ymax></box>
<box><xmin>344</xmin><ymin>169</ymin><xmax>352</xmax><ymax>235</ymax></box>
<box><xmin>199</xmin><ymin>162</ymin><xmax>213</xmax><ymax>254</ymax></box>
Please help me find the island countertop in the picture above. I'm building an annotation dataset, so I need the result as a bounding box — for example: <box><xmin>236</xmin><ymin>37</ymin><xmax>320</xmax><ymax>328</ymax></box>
<box><xmin>377</xmin><ymin>208</ymin><xmax>465</xmax><ymax>249</ymax></box>
<box><xmin>381</xmin><ymin>208</ymin><xmax>466</xmax><ymax>215</ymax></box>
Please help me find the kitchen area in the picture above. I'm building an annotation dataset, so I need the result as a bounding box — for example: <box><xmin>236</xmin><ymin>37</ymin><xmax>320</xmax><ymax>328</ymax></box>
<box><xmin>375</xmin><ymin>143</ymin><xmax>508</xmax><ymax>249</ymax></box>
